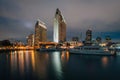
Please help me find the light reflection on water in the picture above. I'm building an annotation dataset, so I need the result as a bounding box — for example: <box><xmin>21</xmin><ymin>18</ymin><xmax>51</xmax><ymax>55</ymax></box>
<box><xmin>10</xmin><ymin>50</ymin><xmax>36</xmax><ymax>76</ymax></box>
<box><xmin>0</xmin><ymin>50</ymin><xmax>120</xmax><ymax>80</ymax></box>
<box><xmin>101</xmin><ymin>56</ymin><xmax>109</xmax><ymax>68</ymax></box>
<box><xmin>51</xmin><ymin>52</ymin><xmax>62</xmax><ymax>79</ymax></box>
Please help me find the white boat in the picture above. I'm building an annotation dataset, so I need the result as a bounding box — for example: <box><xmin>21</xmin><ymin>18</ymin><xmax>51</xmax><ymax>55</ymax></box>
<box><xmin>69</xmin><ymin>45</ymin><xmax>116</xmax><ymax>56</ymax></box>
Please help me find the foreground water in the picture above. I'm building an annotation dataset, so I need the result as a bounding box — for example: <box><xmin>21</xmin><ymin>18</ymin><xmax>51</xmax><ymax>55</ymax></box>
<box><xmin>0</xmin><ymin>50</ymin><xmax>120</xmax><ymax>80</ymax></box>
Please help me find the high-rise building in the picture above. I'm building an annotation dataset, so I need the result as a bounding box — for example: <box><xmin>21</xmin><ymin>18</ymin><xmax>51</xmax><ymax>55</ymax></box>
<box><xmin>34</xmin><ymin>19</ymin><xmax>47</xmax><ymax>47</ymax></box>
<box><xmin>85</xmin><ymin>29</ymin><xmax>92</xmax><ymax>44</ymax></box>
<box><xmin>27</xmin><ymin>34</ymin><xmax>34</xmax><ymax>47</ymax></box>
<box><xmin>53</xmin><ymin>8</ymin><xmax>66</xmax><ymax>43</ymax></box>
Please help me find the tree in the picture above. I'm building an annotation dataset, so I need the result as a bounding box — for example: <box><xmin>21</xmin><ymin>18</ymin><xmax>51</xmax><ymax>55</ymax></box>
<box><xmin>1</xmin><ymin>40</ymin><xmax>12</xmax><ymax>46</ymax></box>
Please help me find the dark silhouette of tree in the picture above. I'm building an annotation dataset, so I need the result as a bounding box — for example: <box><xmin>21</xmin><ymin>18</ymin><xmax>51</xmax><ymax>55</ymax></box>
<box><xmin>0</xmin><ymin>40</ymin><xmax>12</xmax><ymax>46</ymax></box>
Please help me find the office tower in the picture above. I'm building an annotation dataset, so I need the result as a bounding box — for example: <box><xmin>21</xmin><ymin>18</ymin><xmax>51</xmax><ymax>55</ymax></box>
<box><xmin>34</xmin><ymin>19</ymin><xmax>47</xmax><ymax>47</ymax></box>
<box><xmin>27</xmin><ymin>34</ymin><xmax>34</xmax><ymax>47</ymax></box>
<box><xmin>53</xmin><ymin>8</ymin><xmax>66</xmax><ymax>43</ymax></box>
<box><xmin>85</xmin><ymin>29</ymin><xmax>92</xmax><ymax>43</ymax></box>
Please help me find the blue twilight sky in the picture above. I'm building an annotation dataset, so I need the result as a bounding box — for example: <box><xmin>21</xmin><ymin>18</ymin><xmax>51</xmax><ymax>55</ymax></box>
<box><xmin>0</xmin><ymin>0</ymin><xmax>120</xmax><ymax>42</ymax></box>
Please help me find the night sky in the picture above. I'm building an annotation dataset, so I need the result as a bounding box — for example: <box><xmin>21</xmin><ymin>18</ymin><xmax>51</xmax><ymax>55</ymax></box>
<box><xmin>0</xmin><ymin>0</ymin><xmax>120</xmax><ymax>42</ymax></box>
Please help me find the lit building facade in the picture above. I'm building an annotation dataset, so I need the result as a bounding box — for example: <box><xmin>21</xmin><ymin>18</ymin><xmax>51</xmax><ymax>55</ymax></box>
<box><xmin>54</xmin><ymin>8</ymin><xmax>66</xmax><ymax>43</ymax></box>
<box><xmin>34</xmin><ymin>19</ymin><xmax>47</xmax><ymax>47</ymax></box>
<box><xmin>27</xmin><ymin>34</ymin><xmax>34</xmax><ymax>47</ymax></box>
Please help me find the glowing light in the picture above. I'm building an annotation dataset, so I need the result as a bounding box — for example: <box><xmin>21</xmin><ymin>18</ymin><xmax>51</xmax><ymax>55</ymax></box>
<box><xmin>18</xmin><ymin>51</ymin><xmax>24</xmax><ymax>75</ymax></box>
<box><xmin>31</xmin><ymin>50</ymin><xmax>35</xmax><ymax>71</ymax></box>
<box><xmin>52</xmin><ymin>52</ymin><xmax>62</xmax><ymax>77</ymax></box>
<box><xmin>101</xmin><ymin>57</ymin><xmax>108</xmax><ymax>68</ymax></box>
<box><xmin>66</xmin><ymin>51</ymin><xmax>69</xmax><ymax>61</ymax></box>
<box><xmin>54</xmin><ymin>18</ymin><xmax>59</xmax><ymax>43</ymax></box>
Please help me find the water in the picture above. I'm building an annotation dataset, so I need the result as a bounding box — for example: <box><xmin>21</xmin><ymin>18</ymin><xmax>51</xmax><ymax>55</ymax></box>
<box><xmin>0</xmin><ymin>50</ymin><xmax>120</xmax><ymax>80</ymax></box>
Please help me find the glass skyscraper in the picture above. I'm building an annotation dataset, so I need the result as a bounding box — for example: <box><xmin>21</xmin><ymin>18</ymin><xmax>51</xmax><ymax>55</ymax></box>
<box><xmin>53</xmin><ymin>8</ymin><xmax>66</xmax><ymax>43</ymax></box>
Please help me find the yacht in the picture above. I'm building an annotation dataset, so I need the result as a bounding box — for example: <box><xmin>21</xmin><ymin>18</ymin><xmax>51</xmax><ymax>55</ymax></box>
<box><xmin>69</xmin><ymin>44</ymin><xmax>116</xmax><ymax>56</ymax></box>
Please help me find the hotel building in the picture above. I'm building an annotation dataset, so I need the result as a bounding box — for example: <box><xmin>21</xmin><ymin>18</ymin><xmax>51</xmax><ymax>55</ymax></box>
<box><xmin>34</xmin><ymin>19</ymin><xmax>47</xmax><ymax>47</ymax></box>
<box><xmin>53</xmin><ymin>8</ymin><xmax>66</xmax><ymax>43</ymax></box>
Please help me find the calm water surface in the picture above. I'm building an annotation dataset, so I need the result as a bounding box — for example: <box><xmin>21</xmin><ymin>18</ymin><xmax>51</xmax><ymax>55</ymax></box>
<box><xmin>0</xmin><ymin>50</ymin><xmax>120</xmax><ymax>80</ymax></box>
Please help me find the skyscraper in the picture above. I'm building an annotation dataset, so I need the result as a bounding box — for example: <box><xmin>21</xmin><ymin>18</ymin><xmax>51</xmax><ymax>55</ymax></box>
<box><xmin>85</xmin><ymin>29</ymin><xmax>92</xmax><ymax>44</ymax></box>
<box><xmin>34</xmin><ymin>19</ymin><xmax>47</xmax><ymax>47</ymax></box>
<box><xmin>53</xmin><ymin>8</ymin><xmax>66</xmax><ymax>43</ymax></box>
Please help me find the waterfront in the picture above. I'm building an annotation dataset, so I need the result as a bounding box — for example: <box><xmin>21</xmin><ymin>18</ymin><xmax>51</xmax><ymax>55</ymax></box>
<box><xmin>0</xmin><ymin>50</ymin><xmax>120</xmax><ymax>80</ymax></box>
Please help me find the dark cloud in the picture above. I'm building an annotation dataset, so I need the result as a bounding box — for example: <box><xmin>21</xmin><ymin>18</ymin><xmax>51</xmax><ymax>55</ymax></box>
<box><xmin>0</xmin><ymin>0</ymin><xmax>120</xmax><ymax>42</ymax></box>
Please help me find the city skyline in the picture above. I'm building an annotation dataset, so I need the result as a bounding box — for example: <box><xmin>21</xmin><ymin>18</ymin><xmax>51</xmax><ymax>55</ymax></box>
<box><xmin>0</xmin><ymin>0</ymin><xmax>120</xmax><ymax>42</ymax></box>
